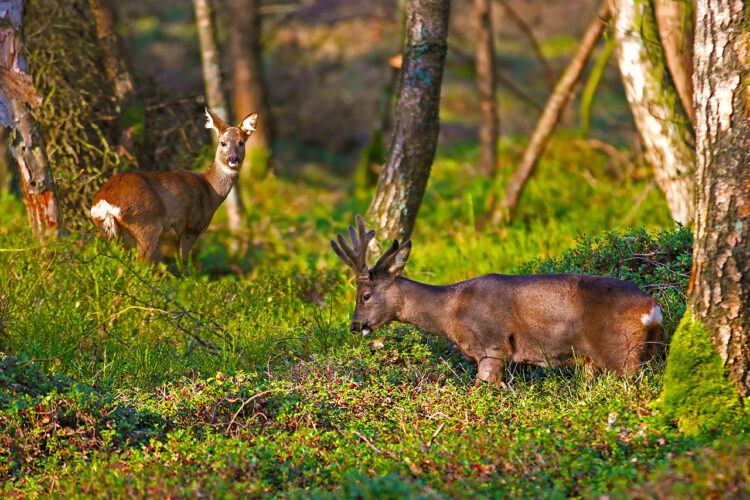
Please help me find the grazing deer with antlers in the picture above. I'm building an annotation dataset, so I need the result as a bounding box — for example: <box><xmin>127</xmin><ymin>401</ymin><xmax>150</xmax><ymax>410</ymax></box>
<box><xmin>332</xmin><ymin>215</ymin><xmax>662</xmax><ymax>385</ymax></box>
<box><xmin>90</xmin><ymin>108</ymin><xmax>257</xmax><ymax>263</ymax></box>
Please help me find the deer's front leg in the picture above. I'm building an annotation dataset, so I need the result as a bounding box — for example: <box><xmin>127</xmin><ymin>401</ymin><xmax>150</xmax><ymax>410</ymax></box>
<box><xmin>179</xmin><ymin>233</ymin><xmax>198</xmax><ymax>263</ymax></box>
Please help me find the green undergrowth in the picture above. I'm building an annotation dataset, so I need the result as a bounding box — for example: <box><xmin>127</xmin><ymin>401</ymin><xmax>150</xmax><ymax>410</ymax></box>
<box><xmin>1</xmin><ymin>137</ymin><xmax>746</xmax><ymax>497</ymax></box>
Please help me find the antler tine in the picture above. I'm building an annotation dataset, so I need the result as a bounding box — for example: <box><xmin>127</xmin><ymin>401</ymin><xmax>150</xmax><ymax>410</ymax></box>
<box><xmin>348</xmin><ymin>225</ymin><xmax>359</xmax><ymax>252</ymax></box>
<box><xmin>354</xmin><ymin>214</ymin><xmax>375</xmax><ymax>270</ymax></box>
<box><xmin>332</xmin><ymin>215</ymin><xmax>376</xmax><ymax>278</ymax></box>
<box><xmin>330</xmin><ymin>240</ymin><xmax>353</xmax><ymax>268</ymax></box>
<box><xmin>336</xmin><ymin>233</ymin><xmax>357</xmax><ymax>263</ymax></box>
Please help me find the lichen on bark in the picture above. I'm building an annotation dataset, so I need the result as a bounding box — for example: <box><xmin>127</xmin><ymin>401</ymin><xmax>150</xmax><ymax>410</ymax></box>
<box><xmin>656</xmin><ymin>312</ymin><xmax>745</xmax><ymax>434</ymax></box>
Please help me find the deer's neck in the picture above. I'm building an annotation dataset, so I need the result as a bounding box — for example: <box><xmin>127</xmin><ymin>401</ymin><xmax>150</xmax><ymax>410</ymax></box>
<box><xmin>396</xmin><ymin>277</ymin><xmax>457</xmax><ymax>342</ymax></box>
<box><xmin>202</xmin><ymin>161</ymin><xmax>239</xmax><ymax>203</ymax></box>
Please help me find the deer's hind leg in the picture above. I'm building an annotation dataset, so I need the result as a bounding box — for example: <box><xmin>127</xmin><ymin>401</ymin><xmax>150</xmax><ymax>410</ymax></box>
<box><xmin>134</xmin><ymin>226</ymin><xmax>164</xmax><ymax>264</ymax></box>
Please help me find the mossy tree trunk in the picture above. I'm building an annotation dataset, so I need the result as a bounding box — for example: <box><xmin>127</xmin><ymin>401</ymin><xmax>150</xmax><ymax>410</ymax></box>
<box><xmin>474</xmin><ymin>0</ymin><xmax>498</xmax><ymax>176</ymax></box>
<box><xmin>0</xmin><ymin>0</ymin><xmax>64</xmax><ymax>240</ymax></box>
<box><xmin>194</xmin><ymin>0</ymin><xmax>245</xmax><ymax>232</ymax></box>
<box><xmin>366</xmin><ymin>0</ymin><xmax>451</xmax><ymax>245</ymax></box>
<box><xmin>658</xmin><ymin>0</ymin><xmax>749</xmax><ymax>433</ymax></box>
<box><xmin>611</xmin><ymin>0</ymin><xmax>695</xmax><ymax>225</ymax></box>
<box><xmin>230</xmin><ymin>0</ymin><xmax>273</xmax><ymax>175</ymax></box>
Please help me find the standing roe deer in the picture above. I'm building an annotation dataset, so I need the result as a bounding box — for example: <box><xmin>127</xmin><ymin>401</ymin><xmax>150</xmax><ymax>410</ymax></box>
<box><xmin>90</xmin><ymin>108</ymin><xmax>257</xmax><ymax>263</ymax></box>
<box><xmin>331</xmin><ymin>215</ymin><xmax>662</xmax><ymax>385</ymax></box>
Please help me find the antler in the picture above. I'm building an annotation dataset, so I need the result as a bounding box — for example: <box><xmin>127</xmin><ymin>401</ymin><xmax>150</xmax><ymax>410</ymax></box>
<box><xmin>331</xmin><ymin>214</ymin><xmax>375</xmax><ymax>279</ymax></box>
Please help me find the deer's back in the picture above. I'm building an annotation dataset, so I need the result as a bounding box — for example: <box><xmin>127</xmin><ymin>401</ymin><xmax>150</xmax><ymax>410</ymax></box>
<box><xmin>94</xmin><ymin>171</ymin><xmax>216</xmax><ymax>234</ymax></box>
<box><xmin>452</xmin><ymin>273</ymin><xmax>657</xmax><ymax>369</ymax></box>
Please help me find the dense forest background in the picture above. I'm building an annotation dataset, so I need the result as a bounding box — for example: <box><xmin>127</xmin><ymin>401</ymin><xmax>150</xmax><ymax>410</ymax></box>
<box><xmin>1</xmin><ymin>0</ymin><xmax>748</xmax><ymax>497</ymax></box>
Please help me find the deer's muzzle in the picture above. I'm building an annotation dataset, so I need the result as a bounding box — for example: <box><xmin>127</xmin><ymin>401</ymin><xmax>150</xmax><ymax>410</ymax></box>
<box><xmin>350</xmin><ymin>322</ymin><xmax>372</xmax><ymax>336</ymax></box>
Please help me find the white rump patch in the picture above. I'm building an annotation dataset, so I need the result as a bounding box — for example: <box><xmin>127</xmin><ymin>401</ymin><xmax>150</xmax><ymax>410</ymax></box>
<box><xmin>90</xmin><ymin>199</ymin><xmax>121</xmax><ymax>239</ymax></box>
<box><xmin>641</xmin><ymin>304</ymin><xmax>663</xmax><ymax>327</ymax></box>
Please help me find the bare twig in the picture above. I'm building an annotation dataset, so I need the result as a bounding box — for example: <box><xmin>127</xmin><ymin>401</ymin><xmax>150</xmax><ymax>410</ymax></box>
<box><xmin>427</xmin><ymin>422</ymin><xmax>446</xmax><ymax>447</ymax></box>
<box><xmin>352</xmin><ymin>430</ymin><xmax>399</xmax><ymax>461</ymax></box>
<box><xmin>496</xmin><ymin>0</ymin><xmax>556</xmax><ymax>90</ymax></box>
<box><xmin>493</xmin><ymin>1</ymin><xmax>611</xmax><ymax>224</ymax></box>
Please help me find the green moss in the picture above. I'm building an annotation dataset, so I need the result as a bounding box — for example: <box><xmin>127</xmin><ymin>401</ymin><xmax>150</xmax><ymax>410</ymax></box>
<box><xmin>656</xmin><ymin>311</ymin><xmax>745</xmax><ymax>434</ymax></box>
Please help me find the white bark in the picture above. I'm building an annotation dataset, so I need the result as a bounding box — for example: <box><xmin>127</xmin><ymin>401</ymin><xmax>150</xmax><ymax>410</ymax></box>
<box><xmin>611</xmin><ymin>0</ymin><xmax>695</xmax><ymax>225</ymax></box>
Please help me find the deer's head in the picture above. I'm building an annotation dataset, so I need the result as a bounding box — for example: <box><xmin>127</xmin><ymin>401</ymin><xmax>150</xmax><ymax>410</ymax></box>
<box><xmin>331</xmin><ymin>214</ymin><xmax>411</xmax><ymax>336</ymax></box>
<box><xmin>205</xmin><ymin>108</ymin><xmax>258</xmax><ymax>172</ymax></box>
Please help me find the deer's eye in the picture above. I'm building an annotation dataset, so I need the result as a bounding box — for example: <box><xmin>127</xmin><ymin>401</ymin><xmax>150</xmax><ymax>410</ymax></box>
<box><xmin>238</xmin><ymin>141</ymin><xmax>244</xmax><ymax>147</ymax></box>
<box><xmin>220</xmin><ymin>141</ymin><xmax>227</xmax><ymax>147</ymax></box>
<box><xmin>363</xmin><ymin>293</ymin><xmax>372</xmax><ymax>302</ymax></box>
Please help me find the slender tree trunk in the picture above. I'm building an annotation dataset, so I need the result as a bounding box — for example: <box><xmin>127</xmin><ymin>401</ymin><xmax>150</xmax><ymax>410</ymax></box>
<box><xmin>475</xmin><ymin>0</ymin><xmax>498</xmax><ymax>176</ymax></box>
<box><xmin>611</xmin><ymin>0</ymin><xmax>695</xmax><ymax>225</ymax></box>
<box><xmin>87</xmin><ymin>0</ymin><xmax>142</xmax><ymax>163</ymax></box>
<box><xmin>230</xmin><ymin>0</ymin><xmax>273</xmax><ymax>157</ymax></box>
<box><xmin>658</xmin><ymin>0</ymin><xmax>749</xmax><ymax>432</ymax></box>
<box><xmin>0</xmin><ymin>0</ymin><xmax>63</xmax><ymax>240</ymax></box>
<box><xmin>366</xmin><ymin>0</ymin><xmax>451</xmax><ymax>245</ymax></box>
<box><xmin>654</xmin><ymin>0</ymin><xmax>694</xmax><ymax>124</ymax></box>
<box><xmin>88</xmin><ymin>0</ymin><xmax>134</xmax><ymax>103</ymax></box>
<box><xmin>194</xmin><ymin>0</ymin><xmax>245</xmax><ymax>231</ymax></box>
<box><xmin>492</xmin><ymin>1</ymin><xmax>610</xmax><ymax>224</ymax></box>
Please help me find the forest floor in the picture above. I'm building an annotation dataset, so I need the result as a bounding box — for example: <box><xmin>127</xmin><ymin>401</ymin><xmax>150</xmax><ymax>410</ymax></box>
<box><xmin>1</xmin><ymin>136</ymin><xmax>748</xmax><ymax>498</ymax></box>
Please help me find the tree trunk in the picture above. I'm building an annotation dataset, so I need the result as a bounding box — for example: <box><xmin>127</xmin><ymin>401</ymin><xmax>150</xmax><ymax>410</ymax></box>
<box><xmin>475</xmin><ymin>0</ymin><xmax>498</xmax><ymax>176</ymax></box>
<box><xmin>658</xmin><ymin>0</ymin><xmax>749</xmax><ymax>433</ymax></box>
<box><xmin>88</xmin><ymin>0</ymin><xmax>134</xmax><ymax>103</ymax></box>
<box><xmin>653</xmin><ymin>0</ymin><xmax>694</xmax><ymax>124</ymax></box>
<box><xmin>0</xmin><ymin>0</ymin><xmax>63</xmax><ymax>240</ymax></box>
<box><xmin>492</xmin><ymin>1</ymin><xmax>610</xmax><ymax>224</ymax></box>
<box><xmin>194</xmin><ymin>0</ymin><xmax>245</xmax><ymax>231</ymax></box>
<box><xmin>230</xmin><ymin>0</ymin><xmax>273</xmax><ymax>161</ymax></box>
<box><xmin>611</xmin><ymin>0</ymin><xmax>695</xmax><ymax>225</ymax></box>
<box><xmin>87</xmin><ymin>0</ymin><xmax>142</xmax><ymax>164</ymax></box>
<box><xmin>366</xmin><ymin>0</ymin><xmax>451</xmax><ymax>245</ymax></box>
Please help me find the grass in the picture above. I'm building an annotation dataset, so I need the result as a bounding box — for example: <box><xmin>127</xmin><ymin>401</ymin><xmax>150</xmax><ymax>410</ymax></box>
<box><xmin>1</xmin><ymin>136</ymin><xmax>747</xmax><ymax>498</ymax></box>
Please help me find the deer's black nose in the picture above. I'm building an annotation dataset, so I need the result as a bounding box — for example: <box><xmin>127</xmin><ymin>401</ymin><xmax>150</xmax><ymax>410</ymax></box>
<box><xmin>350</xmin><ymin>322</ymin><xmax>362</xmax><ymax>334</ymax></box>
<box><xmin>227</xmin><ymin>155</ymin><xmax>240</xmax><ymax>166</ymax></box>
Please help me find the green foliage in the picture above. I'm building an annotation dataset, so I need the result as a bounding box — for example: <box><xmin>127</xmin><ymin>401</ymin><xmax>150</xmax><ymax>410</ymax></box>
<box><xmin>515</xmin><ymin>224</ymin><xmax>692</xmax><ymax>335</ymax></box>
<box><xmin>656</xmin><ymin>312</ymin><xmax>746</xmax><ymax>434</ymax></box>
<box><xmin>2</xmin><ymin>135</ymin><xmax>745</xmax><ymax>497</ymax></box>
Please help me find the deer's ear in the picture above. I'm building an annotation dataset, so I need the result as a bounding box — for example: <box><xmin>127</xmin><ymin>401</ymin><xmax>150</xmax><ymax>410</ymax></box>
<box><xmin>239</xmin><ymin>112</ymin><xmax>258</xmax><ymax>135</ymax></box>
<box><xmin>205</xmin><ymin>108</ymin><xmax>228</xmax><ymax>136</ymax></box>
<box><xmin>388</xmin><ymin>240</ymin><xmax>411</xmax><ymax>276</ymax></box>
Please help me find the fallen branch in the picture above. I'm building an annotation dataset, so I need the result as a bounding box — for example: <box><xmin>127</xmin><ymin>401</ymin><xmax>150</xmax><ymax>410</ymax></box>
<box><xmin>492</xmin><ymin>1</ymin><xmax>611</xmax><ymax>225</ymax></box>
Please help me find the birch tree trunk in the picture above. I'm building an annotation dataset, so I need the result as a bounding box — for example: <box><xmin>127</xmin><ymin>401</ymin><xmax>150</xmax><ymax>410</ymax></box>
<box><xmin>366</xmin><ymin>0</ymin><xmax>451</xmax><ymax>245</ymax></box>
<box><xmin>475</xmin><ymin>0</ymin><xmax>498</xmax><ymax>176</ymax></box>
<box><xmin>230</xmin><ymin>0</ymin><xmax>273</xmax><ymax>163</ymax></box>
<box><xmin>0</xmin><ymin>0</ymin><xmax>64</xmax><ymax>240</ymax></box>
<box><xmin>611</xmin><ymin>0</ymin><xmax>695</xmax><ymax>225</ymax></box>
<box><xmin>658</xmin><ymin>0</ymin><xmax>749</xmax><ymax>433</ymax></box>
<box><xmin>194</xmin><ymin>0</ymin><xmax>245</xmax><ymax>232</ymax></box>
